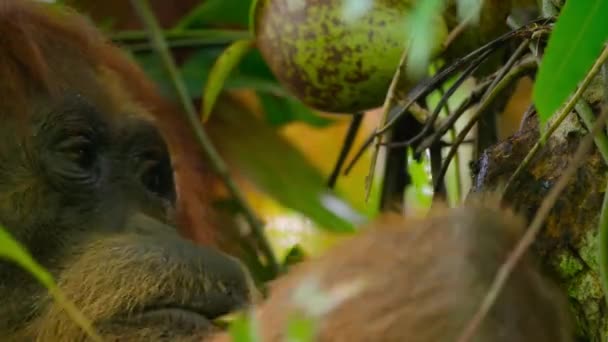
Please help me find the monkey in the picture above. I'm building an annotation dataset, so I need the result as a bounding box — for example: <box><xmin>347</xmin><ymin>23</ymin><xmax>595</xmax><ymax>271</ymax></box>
<box><xmin>0</xmin><ymin>1</ymin><xmax>255</xmax><ymax>341</ymax></box>
<box><xmin>0</xmin><ymin>1</ymin><xmax>574</xmax><ymax>342</ymax></box>
<box><xmin>209</xmin><ymin>200</ymin><xmax>574</xmax><ymax>342</ymax></box>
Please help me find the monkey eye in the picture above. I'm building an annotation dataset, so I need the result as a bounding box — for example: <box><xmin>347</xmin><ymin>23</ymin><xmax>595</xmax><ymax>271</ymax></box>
<box><xmin>56</xmin><ymin>135</ymin><xmax>98</xmax><ymax>171</ymax></box>
<box><xmin>137</xmin><ymin>153</ymin><xmax>174</xmax><ymax>200</ymax></box>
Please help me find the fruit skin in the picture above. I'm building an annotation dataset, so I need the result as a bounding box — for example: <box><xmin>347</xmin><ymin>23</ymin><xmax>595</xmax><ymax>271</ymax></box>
<box><xmin>252</xmin><ymin>0</ymin><xmax>447</xmax><ymax>114</ymax></box>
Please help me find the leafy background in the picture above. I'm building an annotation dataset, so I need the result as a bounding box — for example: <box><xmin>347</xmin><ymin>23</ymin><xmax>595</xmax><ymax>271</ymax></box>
<box><xmin>4</xmin><ymin>0</ymin><xmax>608</xmax><ymax>340</ymax></box>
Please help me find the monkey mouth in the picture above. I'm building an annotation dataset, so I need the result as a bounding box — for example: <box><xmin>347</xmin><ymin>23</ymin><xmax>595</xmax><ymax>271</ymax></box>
<box><xmin>118</xmin><ymin>305</ymin><xmax>218</xmax><ymax>330</ymax></box>
<box><xmin>140</xmin><ymin>304</ymin><xmax>211</xmax><ymax>319</ymax></box>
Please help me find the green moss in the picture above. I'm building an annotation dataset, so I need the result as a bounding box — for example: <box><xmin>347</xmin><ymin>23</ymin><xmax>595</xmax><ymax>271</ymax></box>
<box><xmin>567</xmin><ymin>272</ymin><xmax>603</xmax><ymax>302</ymax></box>
<box><xmin>553</xmin><ymin>250</ymin><xmax>584</xmax><ymax>279</ymax></box>
<box><xmin>579</xmin><ymin>228</ymin><xmax>600</xmax><ymax>272</ymax></box>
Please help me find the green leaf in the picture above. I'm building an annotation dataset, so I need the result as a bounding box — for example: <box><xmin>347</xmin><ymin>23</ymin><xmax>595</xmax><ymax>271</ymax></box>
<box><xmin>0</xmin><ymin>227</ymin><xmax>101</xmax><ymax>341</ymax></box>
<box><xmin>202</xmin><ymin>39</ymin><xmax>255</xmax><ymax>122</ymax></box>
<box><xmin>228</xmin><ymin>313</ymin><xmax>261</xmax><ymax>342</ymax></box>
<box><xmin>209</xmin><ymin>99</ymin><xmax>365</xmax><ymax>233</ymax></box>
<box><xmin>406</xmin><ymin>0</ymin><xmax>447</xmax><ymax>79</ymax></box>
<box><xmin>179</xmin><ymin>48</ymin><xmax>225</xmax><ymax>98</ymax></box>
<box><xmin>533</xmin><ymin>0</ymin><xmax>608</xmax><ymax>125</ymax></box>
<box><xmin>457</xmin><ymin>0</ymin><xmax>483</xmax><ymax>24</ymax></box>
<box><xmin>0</xmin><ymin>228</ymin><xmax>54</xmax><ymax>286</ymax></box>
<box><xmin>142</xmin><ymin>47</ymin><xmax>331</xmax><ymax>127</ymax></box>
<box><xmin>286</xmin><ymin>314</ymin><xmax>317</xmax><ymax>342</ymax></box>
<box><xmin>283</xmin><ymin>245</ymin><xmax>307</xmax><ymax>270</ymax></box>
<box><xmin>176</xmin><ymin>0</ymin><xmax>254</xmax><ymax>29</ymax></box>
<box><xmin>134</xmin><ymin>53</ymin><xmax>175</xmax><ymax>97</ymax></box>
<box><xmin>404</xmin><ymin>148</ymin><xmax>432</xmax><ymax>210</ymax></box>
<box><xmin>181</xmin><ymin>48</ymin><xmax>283</xmax><ymax>96</ymax></box>
<box><xmin>257</xmin><ymin>92</ymin><xmax>334</xmax><ymax>127</ymax></box>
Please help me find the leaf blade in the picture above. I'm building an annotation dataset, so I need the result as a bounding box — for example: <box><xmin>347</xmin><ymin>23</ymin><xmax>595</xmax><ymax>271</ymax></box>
<box><xmin>533</xmin><ymin>0</ymin><xmax>608</xmax><ymax>124</ymax></box>
<box><xmin>202</xmin><ymin>39</ymin><xmax>255</xmax><ymax>122</ymax></box>
<box><xmin>0</xmin><ymin>227</ymin><xmax>101</xmax><ymax>341</ymax></box>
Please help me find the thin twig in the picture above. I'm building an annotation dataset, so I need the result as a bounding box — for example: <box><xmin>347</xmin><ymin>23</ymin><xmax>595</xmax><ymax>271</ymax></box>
<box><xmin>503</xmin><ymin>46</ymin><xmax>608</xmax><ymax>196</ymax></box>
<box><xmin>364</xmin><ymin>46</ymin><xmax>411</xmax><ymax>201</ymax></box>
<box><xmin>443</xmin><ymin>15</ymin><xmax>472</xmax><ymax>50</ymax></box>
<box><xmin>417</xmin><ymin>78</ymin><xmax>494</xmax><ymax>151</ymax></box>
<box><xmin>458</xmin><ymin>106</ymin><xmax>608</xmax><ymax>342</ymax></box>
<box><xmin>436</xmin><ymin>82</ymin><xmax>461</xmax><ymax>203</ymax></box>
<box><xmin>376</xmin><ymin>21</ymin><xmax>550</xmax><ymax>136</ymax></box>
<box><xmin>427</xmin><ymin>42</ymin><xmax>531</xmax><ymax>192</ymax></box>
<box><xmin>343</xmin><ymin>23</ymin><xmax>551</xmax><ymax>176</ymax></box>
<box><xmin>403</xmin><ymin>48</ymin><xmax>494</xmax><ymax>147</ymax></box>
<box><xmin>112</xmin><ymin>28</ymin><xmax>252</xmax><ymax>43</ymax></box>
<box><xmin>483</xmin><ymin>40</ymin><xmax>530</xmax><ymax>103</ymax></box>
<box><xmin>596</xmin><ymin>58</ymin><xmax>608</xmax><ymax>308</ymax></box>
<box><xmin>576</xmin><ymin>100</ymin><xmax>608</xmax><ymax>162</ymax></box>
<box><xmin>129</xmin><ymin>0</ymin><xmax>279</xmax><ymax>274</ymax></box>
<box><xmin>343</xmin><ymin>78</ymin><xmax>490</xmax><ymax>177</ymax></box>
<box><xmin>421</xmin><ymin>49</ymin><xmax>535</xmax><ymax>154</ymax></box>
<box><xmin>342</xmin><ymin>102</ymin><xmax>432</xmax><ymax>176</ymax></box>
<box><xmin>431</xmin><ymin>56</ymin><xmax>537</xmax><ymax>190</ymax></box>
<box><xmin>327</xmin><ymin>113</ymin><xmax>364</xmax><ymax>188</ymax></box>
<box><xmin>599</xmin><ymin>174</ymin><xmax>608</xmax><ymax>309</ymax></box>
<box><xmin>122</xmin><ymin>39</ymin><xmax>230</xmax><ymax>52</ymax></box>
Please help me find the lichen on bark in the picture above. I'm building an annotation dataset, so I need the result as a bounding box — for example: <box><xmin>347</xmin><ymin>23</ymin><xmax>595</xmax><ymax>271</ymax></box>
<box><xmin>470</xmin><ymin>85</ymin><xmax>608</xmax><ymax>340</ymax></box>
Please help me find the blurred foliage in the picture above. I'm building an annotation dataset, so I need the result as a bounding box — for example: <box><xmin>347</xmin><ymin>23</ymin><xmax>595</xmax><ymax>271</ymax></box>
<box><xmin>533</xmin><ymin>0</ymin><xmax>608</xmax><ymax>125</ymax></box>
<box><xmin>285</xmin><ymin>314</ymin><xmax>317</xmax><ymax>342</ymax></box>
<box><xmin>405</xmin><ymin>0</ymin><xmax>448</xmax><ymax>79</ymax></box>
<box><xmin>404</xmin><ymin>149</ymin><xmax>433</xmax><ymax>213</ymax></box>
<box><xmin>0</xmin><ymin>226</ymin><xmax>100</xmax><ymax>340</ymax></box>
<box><xmin>207</xmin><ymin>98</ymin><xmax>363</xmax><ymax>233</ymax></box>
<box><xmin>228</xmin><ymin>312</ymin><xmax>261</xmax><ymax>342</ymax></box>
<box><xmin>202</xmin><ymin>39</ymin><xmax>255</xmax><ymax>121</ymax></box>
<box><xmin>16</xmin><ymin>0</ymin><xmax>608</xmax><ymax>340</ymax></box>
<box><xmin>177</xmin><ymin>0</ymin><xmax>254</xmax><ymax>29</ymax></box>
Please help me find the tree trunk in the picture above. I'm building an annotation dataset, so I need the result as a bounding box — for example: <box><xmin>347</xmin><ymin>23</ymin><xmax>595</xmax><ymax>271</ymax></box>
<box><xmin>471</xmin><ymin>103</ymin><xmax>608</xmax><ymax>341</ymax></box>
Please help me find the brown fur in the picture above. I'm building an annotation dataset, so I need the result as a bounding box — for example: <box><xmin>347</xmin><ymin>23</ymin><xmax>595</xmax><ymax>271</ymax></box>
<box><xmin>0</xmin><ymin>0</ymin><xmax>241</xmax><ymax>250</ymax></box>
<box><xmin>0</xmin><ymin>2</ymin><xmax>573</xmax><ymax>341</ymax></box>
<box><xmin>211</xmin><ymin>199</ymin><xmax>573</xmax><ymax>342</ymax></box>
<box><xmin>0</xmin><ymin>1</ymin><xmax>254</xmax><ymax>341</ymax></box>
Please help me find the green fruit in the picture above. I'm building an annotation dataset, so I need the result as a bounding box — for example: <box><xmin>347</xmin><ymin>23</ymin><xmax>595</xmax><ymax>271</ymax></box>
<box><xmin>251</xmin><ymin>0</ymin><xmax>447</xmax><ymax>114</ymax></box>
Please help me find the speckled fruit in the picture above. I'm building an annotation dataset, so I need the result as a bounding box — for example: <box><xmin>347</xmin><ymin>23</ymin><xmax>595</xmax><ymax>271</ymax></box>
<box><xmin>251</xmin><ymin>0</ymin><xmax>447</xmax><ymax>114</ymax></box>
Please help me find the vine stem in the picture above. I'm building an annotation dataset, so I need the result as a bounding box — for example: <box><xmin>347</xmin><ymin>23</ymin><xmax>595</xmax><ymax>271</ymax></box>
<box><xmin>599</xmin><ymin>177</ymin><xmax>608</xmax><ymax>308</ymax></box>
<box><xmin>112</xmin><ymin>29</ymin><xmax>251</xmax><ymax>43</ymax></box>
<box><xmin>503</xmin><ymin>45</ymin><xmax>608</xmax><ymax>196</ymax></box>
<box><xmin>432</xmin><ymin>57</ymin><xmax>537</xmax><ymax>191</ymax></box>
<box><xmin>598</xmin><ymin>56</ymin><xmax>608</xmax><ymax>309</ymax></box>
<box><xmin>129</xmin><ymin>0</ymin><xmax>279</xmax><ymax>275</ymax></box>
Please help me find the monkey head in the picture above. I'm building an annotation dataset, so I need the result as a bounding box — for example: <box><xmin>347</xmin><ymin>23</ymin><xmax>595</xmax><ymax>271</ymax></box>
<box><xmin>0</xmin><ymin>1</ymin><xmax>254</xmax><ymax>341</ymax></box>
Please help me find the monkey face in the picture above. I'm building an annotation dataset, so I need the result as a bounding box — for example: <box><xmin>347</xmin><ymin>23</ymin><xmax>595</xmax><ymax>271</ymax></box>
<box><xmin>0</xmin><ymin>2</ymin><xmax>254</xmax><ymax>341</ymax></box>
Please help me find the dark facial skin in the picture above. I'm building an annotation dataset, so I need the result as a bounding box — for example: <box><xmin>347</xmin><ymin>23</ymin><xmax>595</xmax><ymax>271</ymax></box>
<box><xmin>0</xmin><ymin>2</ymin><xmax>254</xmax><ymax>341</ymax></box>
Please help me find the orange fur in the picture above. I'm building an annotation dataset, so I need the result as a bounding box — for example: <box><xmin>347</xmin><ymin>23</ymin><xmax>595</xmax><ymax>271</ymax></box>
<box><xmin>0</xmin><ymin>0</ymin><xmax>234</xmax><ymax>249</ymax></box>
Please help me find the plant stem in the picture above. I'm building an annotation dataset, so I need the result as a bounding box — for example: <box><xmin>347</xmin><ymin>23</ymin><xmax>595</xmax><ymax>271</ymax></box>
<box><xmin>575</xmin><ymin>100</ymin><xmax>608</xmax><ymax>162</ymax></box>
<box><xmin>129</xmin><ymin>0</ymin><xmax>279</xmax><ymax>275</ymax></box>
<box><xmin>113</xmin><ymin>29</ymin><xmax>252</xmax><ymax>43</ymax></box>
<box><xmin>599</xmin><ymin>179</ymin><xmax>608</xmax><ymax>308</ymax></box>
<box><xmin>503</xmin><ymin>45</ymin><xmax>608</xmax><ymax>196</ymax></box>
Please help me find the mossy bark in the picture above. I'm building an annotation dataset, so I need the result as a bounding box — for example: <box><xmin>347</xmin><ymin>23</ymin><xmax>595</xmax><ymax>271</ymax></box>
<box><xmin>471</xmin><ymin>102</ymin><xmax>608</xmax><ymax>341</ymax></box>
